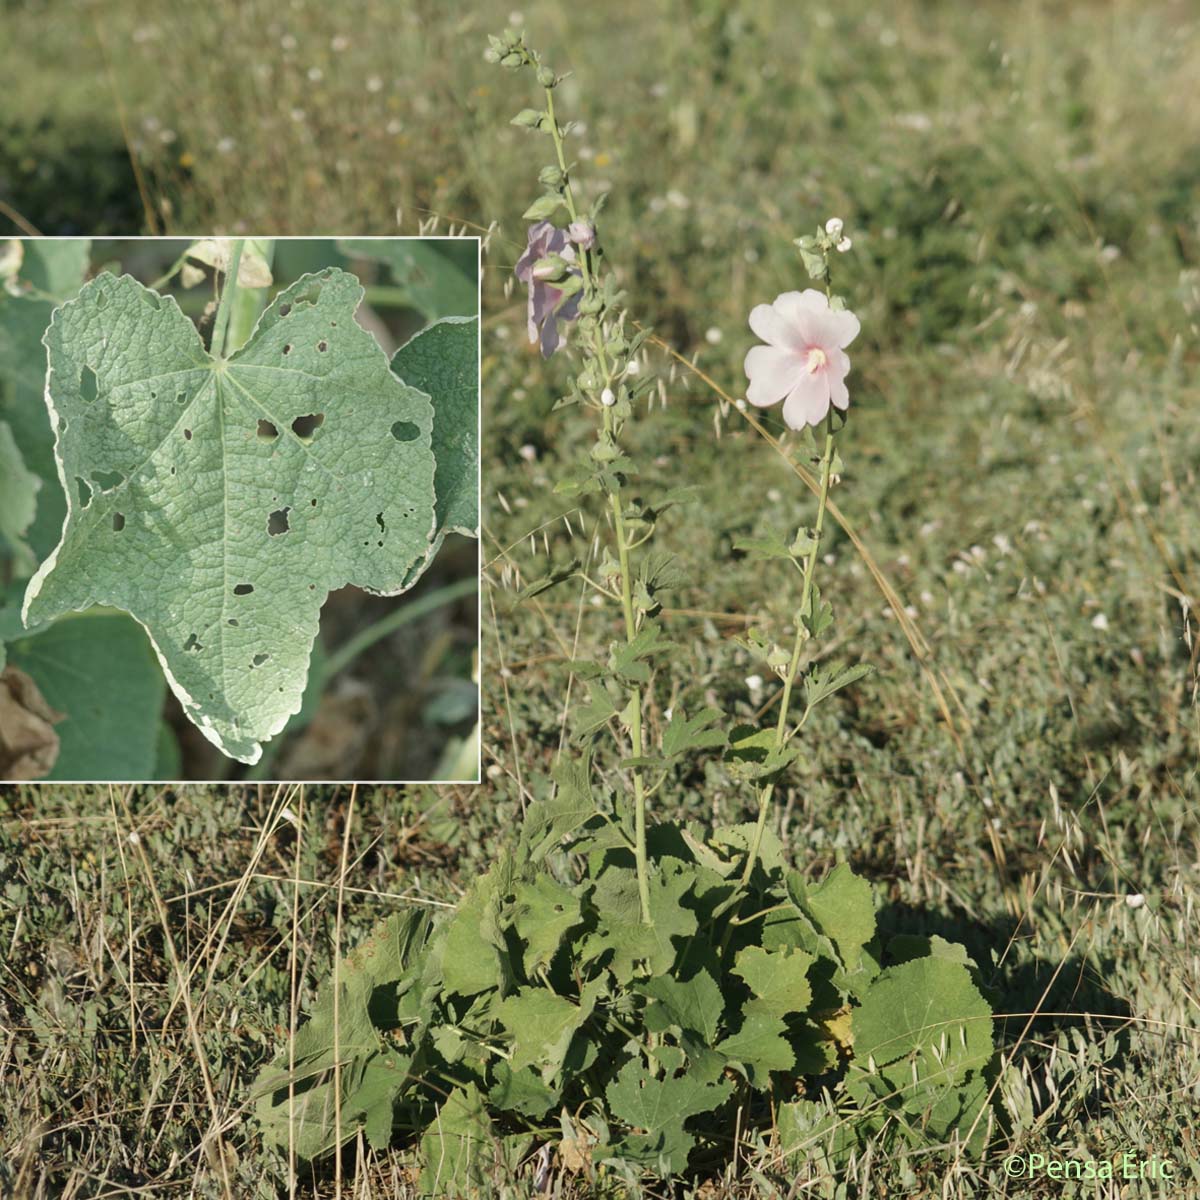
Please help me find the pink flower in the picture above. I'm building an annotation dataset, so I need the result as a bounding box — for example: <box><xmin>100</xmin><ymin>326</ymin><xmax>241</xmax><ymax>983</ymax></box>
<box><xmin>743</xmin><ymin>289</ymin><xmax>860</xmax><ymax>429</ymax></box>
<box><xmin>515</xmin><ymin>221</ymin><xmax>581</xmax><ymax>358</ymax></box>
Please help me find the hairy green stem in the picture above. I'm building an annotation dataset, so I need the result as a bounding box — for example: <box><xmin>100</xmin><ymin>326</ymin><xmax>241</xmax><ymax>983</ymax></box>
<box><xmin>738</xmin><ymin>414</ymin><xmax>838</xmax><ymax>889</ymax></box>
<box><xmin>545</xmin><ymin>81</ymin><xmax>653</xmax><ymax>925</ymax></box>
<box><xmin>209</xmin><ymin>239</ymin><xmax>244</xmax><ymax>360</ymax></box>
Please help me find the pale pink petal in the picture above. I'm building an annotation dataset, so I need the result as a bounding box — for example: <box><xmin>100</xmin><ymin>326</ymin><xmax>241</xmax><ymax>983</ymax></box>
<box><xmin>782</xmin><ymin>371</ymin><xmax>831</xmax><ymax>429</ymax></box>
<box><xmin>819</xmin><ymin>306</ymin><xmax>860</xmax><ymax>349</ymax></box>
<box><xmin>829</xmin><ymin>370</ymin><xmax>849</xmax><ymax>410</ymax></box>
<box><xmin>749</xmin><ymin>302</ymin><xmax>798</xmax><ymax>349</ymax></box>
<box><xmin>744</xmin><ymin>345</ymin><xmax>799</xmax><ymax>407</ymax></box>
<box><xmin>772</xmin><ymin>289</ymin><xmax>828</xmax><ymax>345</ymax></box>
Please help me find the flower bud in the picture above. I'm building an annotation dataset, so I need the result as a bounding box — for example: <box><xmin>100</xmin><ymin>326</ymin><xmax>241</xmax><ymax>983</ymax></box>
<box><xmin>536</xmin><ymin>65</ymin><xmax>557</xmax><ymax>87</ymax></box>
<box><xmin>531</xmin><ymin>254</ymin><xmax>569</xmax><ymax>281</ymax></box>
<box><xmin>825</xmin><ymin>217</ymin><xmax>844</xmax><ymax>237</ymax></box>
<box><xmin>836</xmin><ymin>236</ymin><xmax>852</xmax><ymax>253</ymax></box>
<box><xmin>568</xmin><ymin>220</ymin><xmax>596</xmax><ymax>249</ymax></box>
<box><xmin>600</xmin><ymin>387</ymin><xmax>616</xmax><ymax>406</ymax></box>
<box><xmin>538</xmin><ymin>165</ymin><xmax>564</xmax><ymax>188</ymax></box>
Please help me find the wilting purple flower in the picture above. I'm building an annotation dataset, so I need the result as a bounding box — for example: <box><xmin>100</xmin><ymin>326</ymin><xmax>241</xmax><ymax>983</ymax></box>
<box><xmin>568</xmin><ymin>220</ymin><xmax>596</xmax><ymax>250</ymax></box>
<box><xmin>743</xmin><ymin>289</ymin><xmax>860</xmax><ymax>429</ymax></box>
<box><xmin>515</xmin><ymin>221</ymin><xmax>581</xmax><ymax>357</ymax></box>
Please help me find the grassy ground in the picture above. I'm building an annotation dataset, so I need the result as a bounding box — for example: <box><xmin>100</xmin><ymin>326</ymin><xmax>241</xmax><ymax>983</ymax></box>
<box><xmin>2</xmin><ymin>0</ymin><xmax>1199</xmax><ymax>1195</ymax></box>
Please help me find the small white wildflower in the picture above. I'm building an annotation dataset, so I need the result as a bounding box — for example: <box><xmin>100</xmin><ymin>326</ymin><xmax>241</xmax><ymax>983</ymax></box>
<box><xmin>518</xmin><ymin>444</ymin><xmax>537</xmax><ymax>463</ymax></box>
<box><xmin>1091</xmin><ymin>612</ymin><xmax>1109</xmax><ymax>631</ymax></box>
<box><xmin>307</xmin><ymin>66</ymin><xmax>324</xmax><ymax>82</ymax></box>
<box><xmin>1100</xmin><ymin>244</ymin><xmax>1121</xmax><ymax>264</ymax></box>
<box><xmin>823</xmin><ymin>553</ymin><xmax>836</xmax><ymax>566</ymax></box>
<box><xmin>745</xmin><ymin>674</ymin><xmax>764</xmax><ymax>694</ymax></box>
<box><xmin>486</xmin><ymin>763</ymin><xmax>503</xmax><ymax>780</ymax></box>
<box><xmin>705</xmin><ymin>327</ymin><xmax>723</xmax><ymax>345</ymax></box>
<box><xmin>767</xmin><ymin>488</ymin><xmax>782</xmax><ymax>503</ymax></box>
<box><xmin>735</xmin><ymin>398</ymin><xmax>747</xmax><ymax>411</ymax></box>
<box><xmin>1125</xmin><ymin>893</ymin><xmax>1145</xmax><ymax>909</ymax></box>
<box><xmin>992</xmin><ymin>533</ymin><xmax>1012</xmax><ymax>555</ymax></box>
<box><xmin>920</xmin><ymin>590</ymin><xmax>934</xmax><ymax>605</ymax></box>
<box><xmin>128</xmin><ymin>830</ymin><xmax>141</xmax><ymax>847</ymax></box>
<box><xmin>216</xmin><ymin>136</ymin><xmax>236</xmax><ymax>154</ymax></box>
<box><xmin>280</xmin><ymin>33</ymin><xmax>297</xmax><ymax>50</ymax></box>
<box><xmin>882</xmin><ymin>606</ymin><xmax>895</xmax><ymax>619</ymax></box>
<box><xmin>836</xmin><ymin>236</ymin><xmax>852</xmax><ymax>253</ymax></box>
<box><xmin>330</xmin><ymin>34</ymin><xmax>350</xmax><ymax>51</ymax></box>
<box><xmin>600</xmin><ymin>387</ymin><xmax>616</xmax><ymax>406</ymax></box>
<box><xmin>366</xmin><ymin>75</ymin><xmax>383</xmax><ymax>93</ymax></box>
<box><xmin>825</xmin><ymin>217</ymin><xmax>844</xmax><ymax>237</ymax></box>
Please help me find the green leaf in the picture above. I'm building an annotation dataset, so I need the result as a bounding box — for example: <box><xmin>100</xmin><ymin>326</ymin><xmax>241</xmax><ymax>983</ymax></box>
<box><xmin>847</xmin><ymin>957</ymin><xmax>994</xmax><ymax>1136</ymax></box>
<box><xmin>572</xmin><ymin>678</ymin><xmax>620</xmax><ymax>740</ymax></box>
<box><xmin>799</xmin><ymin>581</ymin><xmax>834</xmax><ymax>639</ymax></box>
<box><xmin>798</xmin><ymin>863</ymin><xmax>875</xmax><ymax>975</ymax></box>
<box><xmin>609</xmin><ymin>622</ymin><xmax>675</xmax><ymax>685</ymax></box>
<box><xmin>4</xmin><ymin>611</ymin><xmax>165</xmax><ymax>781</ymax></box>
<box><xmin>723</xmin><ymin>724</ymin><xmax>801</xmax><ymax>782</ymax></box>
<box><xmin>717</xmin><ymin>1010</ymin><xmax>794</xmax><ymax>1084</ymax></box>
<box><xmin>23</xmin><ymin>269</ymin><xmax>437</xmax><ymax>763</ymax></box>
<box><xmin>510</xmin><ymin>873</ymin><xmax>585</xmax><ymax>973</ymax></box>
<box><xmin>419</xmin><ymin>1083</ymin><xmax>495</xmax><ymax>1197</ymax></box>
<box><xmin>582</xmin><ymin>862</ymin><xmax>698</xmax><ymax>980</ymax></box>
<box><xmin>733</xmin><ymin>535</ymin><xmax>795</xmax><ymax>561</ymax></box>
<box><xmin>732</xmin><ymin>945</ymin><xmax>815</xmax><ymax>1020</ymax></box>
<box><xmin>340</xmin><ymin>239</ymin><xmax>478</xmax><ymax>320</ymax></box>
<box><xmin>0</xmin><ymin>421</ymin><xmax>40</xmax><ymax>575</ymax></box>
<box><xmin>390</xmin><ymin>316</ymin><xmax>480</xmax><ymax>578</ymax></box>
<box><xmin>804</xmin><ymin>661</ymin><xmax>872</xmax><ymax>710</ymax></box>
<box><xmin>487</xmin><ymin>1062</ymin><xmax>558</xmax><ymax>1117</ymax></box>
<box><xmin>606</xmin><ymin>1056</ymin><xmax>732</xmax><ymax>1174</ymax></box>
<box><xmin>523</xmin><ymin>193</ymin><xmax>563</xmax><ymax>220</ymax></box>
<box><xmin>19</xmin><ymin>239</ymin><xmax>91</xmax><ymax>301</ymax></box>
<box><xmin>519</xmin><ymin>751</ymin><xmax>596</xmax><ymax>861</ymax></box>
<box><xmin>495</xmin><ymin>985</ymin><xmax>596</xmax><ymax>1079</ymax></box>
<box><xmin>661</xmin><ymin>706</ymin><xmax>726</xmax><ymax>760</ymax></box>
<box><xmin>640</xmin><ymin>967</ymin><xmax>724</xmax><ymax>1044</ymax></box>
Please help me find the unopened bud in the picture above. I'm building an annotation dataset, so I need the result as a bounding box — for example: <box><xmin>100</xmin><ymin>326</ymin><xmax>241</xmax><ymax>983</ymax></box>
<box><xmin>836</xmin><ymin>237</ymin><xmax>852</xmax><ymax>253</ymax></box>
<box><xmin>568</xmin><ymin>220</ymin><xmax>596</xmax><ymax>250</ymax></box>
<box><xmin>600</xmin><ymin>387</ymin><xmax>616</xmax><ymax>406</ymax></box>
<box><xmin>536</xmin><ymin>66</ymin><xmax>556</xmax><ymax>87</ymax></box>
<box><xmin>825</xmin><ymin>217</ymin><xmax>844</xmax><ymax>237</ymax></box>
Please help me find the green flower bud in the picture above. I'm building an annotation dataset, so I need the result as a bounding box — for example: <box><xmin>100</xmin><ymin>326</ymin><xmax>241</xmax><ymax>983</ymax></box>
<box><xmin>538</xmin><ymin>165</ymin><xmax>565</xmax><ymax>188</ymax></box>
<box><xmin>536</xmin><ymin>65</ymin><xmax>557</xmax><ymax>87</ymax></box>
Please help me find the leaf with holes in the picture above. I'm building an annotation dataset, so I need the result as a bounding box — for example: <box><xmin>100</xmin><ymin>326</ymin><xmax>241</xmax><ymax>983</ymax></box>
<box><xmin>21</xmin><ymin>268</ymin><xmax>437</xmax><ymax>762</ymax></box>
<box><xmin>390</xmin><ymin>315</ymin><xmax>479</xmax><ymax>589</ymax></box>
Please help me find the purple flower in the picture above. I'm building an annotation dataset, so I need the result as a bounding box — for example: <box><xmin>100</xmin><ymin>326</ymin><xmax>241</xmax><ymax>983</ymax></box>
<box><xmin>515</xmin><ymin>221</ymin><xmax>581</xmax><ymax>357</ymax></box>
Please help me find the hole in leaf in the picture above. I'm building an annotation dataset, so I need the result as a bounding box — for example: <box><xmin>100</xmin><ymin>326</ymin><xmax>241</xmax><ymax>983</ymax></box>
<box><xmin>311</xmin><ymin>498</ymin><xmax>317</xmax><ymax>507</ymax></box>
<box><xmin>377</xmin><ymin>541</ymin><xmax>383</xmax><ymax>548</ymax></box>
<box><xmin>57</xmin><ymin>418</ymin><xmax>67</xmax><ymax>433</ymax></box>
<box><xmin>376</xmin><ymin>512</ymin><xmax>386</xmax><ymax>534</ymax></box>
<box><xmin>76</xmin><ymin>477</ymin><xmax>92</xmax><ymax>507</ymax></box>
<box><xmin>80</xmin><ymin>365</ymin><xmax>98</xmax><ymax>403</ymax></box>
<box><xmin>183</xmin><ymin>429</ymin><xmax>193</xmax><ymax>441</ymax></box>
<box><xmin>296</xmin><ymin>282</ymin><xmax>322</xmax><ymax>306</ymax></box>
<box><xmin>176</xmin><ymin>391</ymin><xmax>186</xmax><ymax>403</ymax></box>
<box><xmin>317</xmin><ymin>340</ymin><xmax>328</xmax><ymax>352</ymax></box>
<box><xmin>279</xmin><ymin>303</ymin><xmax>292</xmax><ymax>317</ymax></box>
<box><xmin>390</xmin><ymin>421</ymin><xmax>419</xmax><ymax>442</ymax></box>
<box><xmin>184</xmin><ymin>632</ymin><xmax>203</xmax><ymax>651</ymax></box>
<box><xmin>96</xmin><ymin>290</ymin><xmax>108</xmax><ymax>309</ymax></box>
<box><xmin>227</xmin><ymin>618</ymin><xmax>238</xmax><ymax>627</ymax></box>
<box><xmin>112</xmin><ymin>512</ymin><xmax>125</xmax><ymax>532</ymax></box>
<box><xmin>257</xmin><ymin>419</ymin><xmax>279</xmax><ymax>441</ymax></box>
<box><xmin>170</xmin><ymin>466</ymin><xmax>176</xmax><ymax>476</ymax></box>
<box><xmin>282</xmin><ymin>343</ymin><xmax>292</xmax><ymax>355</ymax></box>
<box><xmin>267</xmin><ymin>507</ymin><xmax>291</xmax><ymax>536</ymax></box>
<box><xmin>251</xmin><ymin>653</ymin><xmax>269</xmax><ymax>667</ymax></box>
<box><xmin>150</xmin><ymin>390</ymin><xmax>157</xmax><ymax>400</ymax></box>
<box><xmin>233</xmin><ymin>583</ymin><xmax>254</xmax><ymax>596</ymax></box>
<box><xmin>92</xmin><ymin>469</ymin><xmax>125</xmax><ymax>491</ymax></box>
<box><xmin>141</xmin><ymin>290</ymin><xmax>161</xmax><ymax>310</ymax></box>
<box><xmin>291</xmin><ymin>413</ymin><xmax>324</xmax><ymax>439</ymax></box>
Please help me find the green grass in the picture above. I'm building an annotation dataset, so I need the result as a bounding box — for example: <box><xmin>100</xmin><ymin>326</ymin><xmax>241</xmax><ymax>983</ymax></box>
<box><xmin>2</xmin><ymin>0</ymin><xmax>1199</xmax><ymax>1195</ymax></box>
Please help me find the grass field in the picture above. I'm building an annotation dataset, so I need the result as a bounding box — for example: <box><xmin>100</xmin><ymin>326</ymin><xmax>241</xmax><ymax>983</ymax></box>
<box><xmin>2</xmin><ymin>0</ymin><xmax>1199</xmax><ymax>1195</ymax></box>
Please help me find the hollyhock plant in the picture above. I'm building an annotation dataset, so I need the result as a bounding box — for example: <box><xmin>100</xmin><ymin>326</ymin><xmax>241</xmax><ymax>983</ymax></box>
<box><xmin>515</xmin><ymin>219</ymin><xmax>581</xmax><ymax>356</ymax></box>
<box><xmin>743</xmin><ymin>288</ymin><xmax>860</xmax><ymax>429</ymax></box>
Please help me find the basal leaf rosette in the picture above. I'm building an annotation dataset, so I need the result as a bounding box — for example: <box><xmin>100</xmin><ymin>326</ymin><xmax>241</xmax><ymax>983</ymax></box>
<box><xmin>22</xmin><ymin>268</ymin><xmax>436</xmax><ymax>763</ymax></box>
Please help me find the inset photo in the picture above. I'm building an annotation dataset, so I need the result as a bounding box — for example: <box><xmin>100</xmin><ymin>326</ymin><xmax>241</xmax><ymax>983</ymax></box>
<box><xmin>0</xmin><ymin>237</ymin><xmax>479</xmax><ymax>782</ymax></box>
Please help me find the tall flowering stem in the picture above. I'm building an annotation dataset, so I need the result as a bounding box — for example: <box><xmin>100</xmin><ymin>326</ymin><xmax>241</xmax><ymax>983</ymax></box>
<box><xmin>731</xmin><ymin>229</ymin><xmax>859</xmax><ymax>896</ymax></box>
<box><xmin>493</xmin><ymin>30</ymin><xmax>654</xmax><ymax>925</ymax></box>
